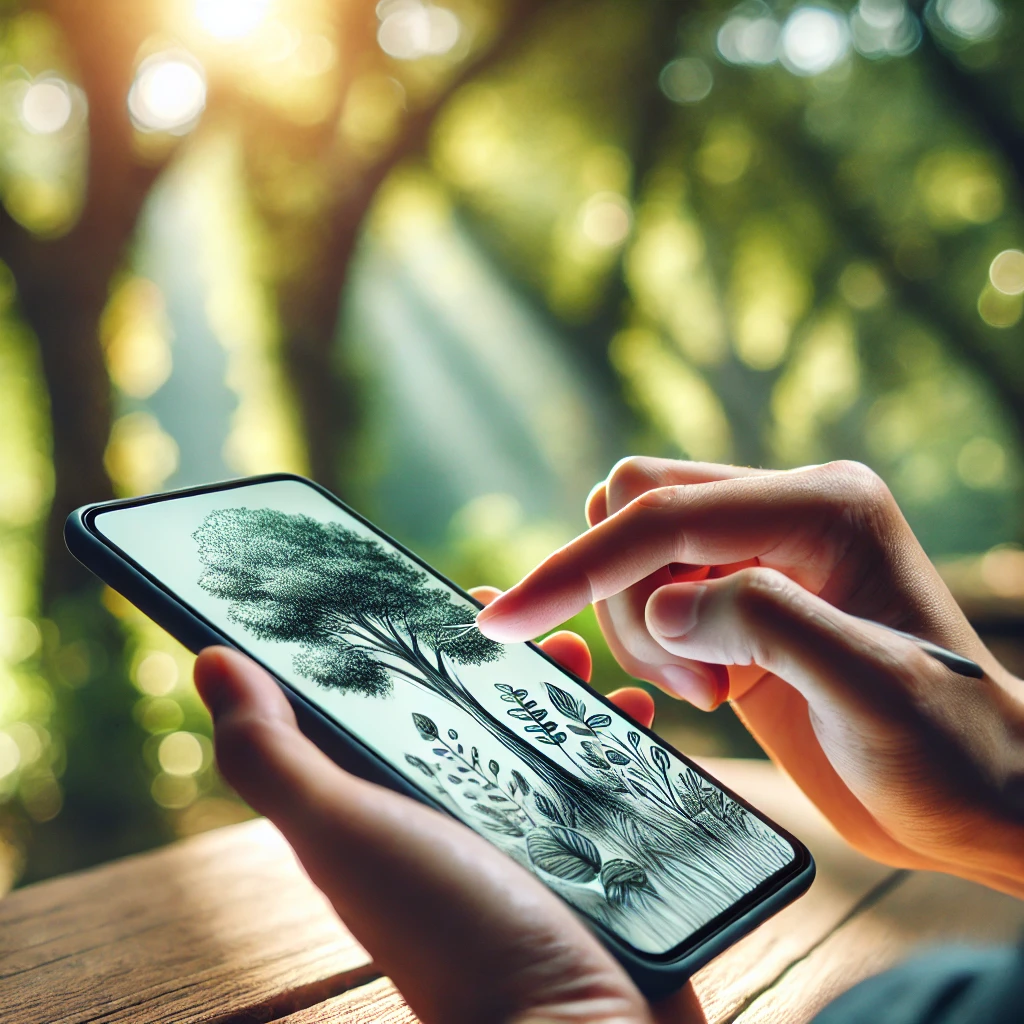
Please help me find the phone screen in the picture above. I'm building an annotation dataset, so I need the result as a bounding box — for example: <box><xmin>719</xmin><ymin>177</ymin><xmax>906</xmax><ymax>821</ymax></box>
<box><xmin>92</xmin><ymin>477</ymin><xmax>796</xmax><ymax>957</ymax></box>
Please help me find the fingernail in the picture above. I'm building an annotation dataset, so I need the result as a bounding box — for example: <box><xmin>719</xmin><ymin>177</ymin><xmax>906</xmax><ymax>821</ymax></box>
<box><xmin>648</xmin><ymin>584</ymin><xmax>707</xmax><ymax>639</ymax></box>
<box><xmin>660</xmin><ymin>664</ymin><xmax>716</xmax><ymax>710</ymax></box>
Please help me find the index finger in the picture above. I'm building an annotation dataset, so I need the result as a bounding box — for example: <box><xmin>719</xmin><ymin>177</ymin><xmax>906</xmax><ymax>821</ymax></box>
<box><xmin>477</xmin><ymin>468</ymin><xmax>835</xmax><ymax>642</ymax></box>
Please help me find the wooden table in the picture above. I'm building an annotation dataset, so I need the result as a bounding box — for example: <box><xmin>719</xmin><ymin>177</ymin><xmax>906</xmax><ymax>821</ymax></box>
<box><xmin>3</xmin><ymin>758</ymin><xmax>1023</xmax><ymax>1023</ymax></box>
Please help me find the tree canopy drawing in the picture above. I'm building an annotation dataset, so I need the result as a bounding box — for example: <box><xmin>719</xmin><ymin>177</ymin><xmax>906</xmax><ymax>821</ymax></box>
<box><xmin>194</xmin><ymin>506</ymin><xmax>501</xmax><ymax>695</ymax></box>
<box><xmin>193</xmin><ymin>505</ymin><xmax>793</xmax><ymax>951</ymax></box>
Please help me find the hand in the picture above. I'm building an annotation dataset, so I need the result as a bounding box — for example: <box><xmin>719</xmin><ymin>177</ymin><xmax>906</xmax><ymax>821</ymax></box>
<box><xmin>476</xmin><ymin>458</ymin><xmax>1024</xmax><ymax>893</ymax></box>
<box><xmin>193</xmin><ymin>635</ymin><xmax>701</xmax><ymax>1024</ymax></box>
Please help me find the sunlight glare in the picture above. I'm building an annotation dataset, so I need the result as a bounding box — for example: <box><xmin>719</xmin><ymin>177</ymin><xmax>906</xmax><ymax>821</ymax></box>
<box><xmin>19</xmin><ymin>79</ymin><xmax>73</xmax><ymax>134</ymax></box>
<box><xmin>195</xmin><ymin>0</ymin><xmax>272</xmax><ymax>40</ymax></box>
<box><xmin>128</xmin><ymin>53</ymin><xmax>207</xmax><ymax>134</ymax></box>
<box><xmin>779</xmin><ymin>7</ymin><xmax>850</xmax><ymax>76</ymax></box>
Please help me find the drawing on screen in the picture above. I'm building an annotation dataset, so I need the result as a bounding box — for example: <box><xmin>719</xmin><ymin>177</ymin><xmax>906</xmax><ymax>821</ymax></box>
<box><xmin>194</xmin><ymin>506</ymin><xmax>792</xmax><ymax>950</ymax></box>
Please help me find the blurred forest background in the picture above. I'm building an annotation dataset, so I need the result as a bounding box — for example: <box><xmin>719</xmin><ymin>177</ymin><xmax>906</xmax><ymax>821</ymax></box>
<box><xmin>1</xmin><ymin>0</ymin><xmax>1023</xmax><ymax>889</ymax></box>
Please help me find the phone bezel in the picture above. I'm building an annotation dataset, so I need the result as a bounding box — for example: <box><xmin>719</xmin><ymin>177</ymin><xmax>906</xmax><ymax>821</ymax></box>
<box><xmin>66</xmin><ymin>472</ymin><xmax>814</xmax><ymax>995</ymax></box>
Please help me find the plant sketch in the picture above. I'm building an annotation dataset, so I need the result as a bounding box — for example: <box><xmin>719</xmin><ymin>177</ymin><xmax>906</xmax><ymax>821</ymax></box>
<box><xmin>194</xmin><ymin>506</ymin><xmax>794</xmax><ymax>952</ymax></box>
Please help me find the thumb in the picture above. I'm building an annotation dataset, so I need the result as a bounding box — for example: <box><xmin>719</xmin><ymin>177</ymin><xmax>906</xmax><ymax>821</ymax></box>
<box><xmin>193</xmin><ymin>648</ymin><xmax>655</xmax><ymax>1024</ymax></box>
<box><xmin>644</xmin><ymin>567</ymin><xmax>937</xmax><ymax>718</ymax></box>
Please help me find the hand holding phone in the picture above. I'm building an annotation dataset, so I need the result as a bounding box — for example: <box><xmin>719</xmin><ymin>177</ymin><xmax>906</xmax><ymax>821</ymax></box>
<box><xmin>66</xmin><ymin>474</ymin><xmax>813</xmax><ymax>996</ymax></box>
<box><xmin>195</xmin><ymin>645</ymin><xmax>708</xmax><ymax>1024</ymax></box>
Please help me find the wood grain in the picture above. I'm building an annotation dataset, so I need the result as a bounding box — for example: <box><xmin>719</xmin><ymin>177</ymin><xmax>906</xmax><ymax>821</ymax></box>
<box><xmin>274</xmin><ymin>978</ymin><xmax>414</xmax><ymax>1023</ymax></box>
<box><xmin>0</xmin><ymin>819</ymin><xmax>372</xmax><ymax>1024</ymax></box>
<box><xmin>735</xmin><ymin>868</ymin><xmax>1024</xmax><ymax>1024</ymax></box>
<box><xmin>4</xmin><ymin>757</ymin><xmax>1018</xmax><ymax>1024</ymax></box>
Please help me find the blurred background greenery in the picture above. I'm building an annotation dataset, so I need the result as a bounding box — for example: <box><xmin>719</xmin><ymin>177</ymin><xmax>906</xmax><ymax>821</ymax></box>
<box><xmin>1</xmin><ymin>0</ymin><xmax>1023</xmax><ymax>890</ymax></box>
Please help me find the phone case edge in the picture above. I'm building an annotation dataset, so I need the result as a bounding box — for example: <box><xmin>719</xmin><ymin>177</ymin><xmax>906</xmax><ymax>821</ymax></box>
<box><xmin>64</xmin><ymin>486</ymin><xmax>816</xmax><ymax>998</ymax></box>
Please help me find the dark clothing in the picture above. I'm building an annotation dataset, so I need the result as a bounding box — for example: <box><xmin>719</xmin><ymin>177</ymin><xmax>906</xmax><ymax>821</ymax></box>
<box><xmin>813</xmin><ymin>945</ymin><xmax>1024</xmax><ymax>1023</ymax></box>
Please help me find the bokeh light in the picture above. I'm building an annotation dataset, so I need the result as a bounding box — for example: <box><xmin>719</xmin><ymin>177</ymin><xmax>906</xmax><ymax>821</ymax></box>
<box><xmin>659</xmin><ymin>58</ymin><xmax>713</xmax><ymax>104</ymax></box>
<box><xmin>194</xmin><ymin>0</ymin><xmax>272</xmax><ymax>40</ymax></box>
<box><xmin>133</xmin><ymin>651</ymin><xmax>180</xmax><ymax>696</ymax></box>
<box><xmin>989</xmin><ymin>250</ymin><xmax>1024</xmax><ymax>296</ymax></box>
<box><xmin>579</xmin><ymin>193</ymin><xmax>632</xmax><ymax>248</ymax></box>
<box><xmin>103</xmin><ymin>411</ymin><xmax>180</xmax><ymax>494</ymax></box>
<box><xmin>157</xmin><ymin>731</ymin><xmax>205</xmax><ymax>776</ymax></box>
<box><xmin>377</xmin><ymin>0</ymin><xmax>461</xmax><ymax>60</ymax></box>
<box><xmin>978</xmin><ymin>283</ymin><xmax>1024</xmax><ymax>328</ymax></box>
<box><xmin>19</xmin><ymin>78</ymin><xmax>73</xmax><ymax>135</ymax></box>
<box><xmin>934</xmin><ymin>0</ymin><xmax>1002</xmax><ymax>42</ymax></box>
<box><xmin>717</xmin><ymin>2</ymin><xmax>780</xmax><ymax>66</ymax></box>
<box><xmin>850</xmin><ymin>0</ymin><xmax>921</xmax><ymax>58</ymax></box>
<box><xmin>0</xmin><ymin>733</ymin><xmax>20</xmax><ymax>781</ymax></box>
<box><xmin>128</xmin><ymin>52</ymin><xmax>207</xmax><ymax>134</ymax></box>
<box><xmin>779</xmin><ymin>7</ymin><xmax>850</xmax><ymax>76</ymax></box>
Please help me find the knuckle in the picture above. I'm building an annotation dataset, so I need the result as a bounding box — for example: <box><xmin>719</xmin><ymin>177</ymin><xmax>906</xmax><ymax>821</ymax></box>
<box><xmin>813</xmin><ymin>460</ymin><xmax>893</xmax><ymax>510</ymax></box>
<box><xmin>728</xmin><ymin>566</ymin><xmax>794</xmax><ymax>620</ymax></box>
<box><xmin>607</xmin><ymin>456</ymin><xmax>663</xmax><ymax>509</ymax></box>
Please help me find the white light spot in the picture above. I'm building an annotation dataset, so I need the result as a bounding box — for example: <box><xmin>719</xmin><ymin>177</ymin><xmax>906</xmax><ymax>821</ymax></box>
<box><xmin>128</xmin><ymin>53</ymin><xmax>207</xmax><ymax>135</ymax></box>
<box><xmin>20</xmin><ymin>78</ymin><xmax>73</xmax><ymax>134</ymax></box>
<box><xmin>377</xmin><ymin>0</ymin><xmax>460</xmax><ymax>60</ymax></box>
<box><xmin>779</xmin><ymin>6</ymin><xmax>850</xmax><ymax>76</ymax></box>
<box><xmin>659</xmin><ymin>58</ymin><xmax>714</xmax><ymax>104</ymax></box>
<box><xmin>194</xmin><ymin>0</ymin><xmax>272</xmax><ymax>40</ymax></box>
<box><xmin>990</xmin><ymin>250</ymin><xmax>1024</xmax><ymax>296</ymax></box>
<box><xmin>0</xmin><ymin>733</ymin><xmax>20</xmax><ymax>781</ymax></box>
<box><xmin>580</xmin><ymin>193</ymin><xmax>633</xmax><ymax>248</ymax></box>
<box><xmin>717</xmin><ymin>3</ymin><xmax>780</xmax><ymax>66</ymax></box>
<box><xmin>935</xmin><ymin>0</ymin><xmax>1001</xmax><ymax>41</ymax></box>
<box><xmin>158</xmin><ymin>731</ymin><xmax>205</xmax><ymax>777</ymax></box>
<box><xmin>851</xmin><ymin>0</ymin><xmax>921</xmax><ymax>58</ymax></box>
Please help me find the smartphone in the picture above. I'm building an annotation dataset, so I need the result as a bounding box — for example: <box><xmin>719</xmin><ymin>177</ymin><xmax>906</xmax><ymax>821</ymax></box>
<box><xmin>66</xmin><ymin>473</ymin><xmax>813</xmax><ymax>996</ymax></box>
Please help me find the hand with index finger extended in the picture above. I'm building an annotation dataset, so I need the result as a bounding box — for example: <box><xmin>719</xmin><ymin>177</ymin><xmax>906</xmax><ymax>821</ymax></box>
<box><xmin>477</xmin><ymin>457</ymin><xmax>1024</xmax><ymax>895</ymax></box>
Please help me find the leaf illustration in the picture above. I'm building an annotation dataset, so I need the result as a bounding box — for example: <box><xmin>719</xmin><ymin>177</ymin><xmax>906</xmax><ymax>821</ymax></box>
<box><xmin>495</xmin><ymin>683</ymin><xmax>513</xmax><ymax>694</ymax></box>
<box><xmin>534</xmin><ymin>793</ymin><xmax>564</xmax><ymax>824</ymax></box>
<box><xmin>412</xmin><ymin>714</ymin><xmax>438</xmax><ymax>741</ymax></box>
<box><xmin>605</xmin><ymin>749</ymin><xmax>631</xmax><ymax>766</ymax></box>
<box><xmin>650</xmin><ymin>746</ymin><xmax>670</xmax><ymax>771</ymax></box>
<box><xmin>585</xmin><ymin>713</ymin><xmax>612</xmax><ymax>730</ymax></box>
<box><xmin>627</xmin><ymin>730</ymin><xmax>641</xmax><ymax>749</ymax></box>
<box><xmin>567</xmin><ymin>724</ymin><xmax>592</xmax><ymax>736</ymax></box>
<box><xmin>404</xmin><ymin>754</ymin><xmax>434</xmax><ymax>777</ymax></box>
<box><xmin>527</xmin><ymin>826</ymin><xmax>601</xmax><ymax>883</ymax></box>
<box><xmin>507</xmin><ymin>709</ymin><xmax>535</xmax><ymax>721</ymax></box>
<box><xmin>545</xmin><ymin>683</ymin><xmax>585</xmax><ymax>722</ymax></box>
<box><xmin>600</xmin><ymin>859</ymin><xmax>654</xmax><ymax>906</ymax></box>
<box><xmin>481</xmin><ymin>820</ymin><xmax>526</xmax><ymax>837</ymax></box>
<box><xmin>511</xmin><ymin>770</ymin><xmax>530</xmax><ymax>795</ymax></box>
<box><xmin>488</xmin><ymin>759</ymin><xmax>500</xmax><ymax>776</ymax></box>
<box><xmin>448</xmin><ymin>728</ymin><xmax>458</xmax><ymax>740</ymax></box>
<box><xmin>447</xmin><ymin>774</ymin><xmax>463</xmax><ymax>784</ymax></box>
<box><xmin>580</xmin><ymin>740</ymin><xmax>609</xmax><ymax>769</ymax></box>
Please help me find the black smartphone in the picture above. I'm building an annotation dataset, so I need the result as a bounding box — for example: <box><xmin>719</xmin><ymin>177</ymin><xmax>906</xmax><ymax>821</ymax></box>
<box><xmin>66</xmin><ymin>473</ymin><xmax>813</xmax><ymax>997</ymax></box>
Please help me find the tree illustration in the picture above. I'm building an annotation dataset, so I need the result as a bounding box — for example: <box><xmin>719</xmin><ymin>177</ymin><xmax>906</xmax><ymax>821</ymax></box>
<box><xmin>193</xmin><ymin>506</ymin><xmax>618</xmax><ymax>818</ymax></box>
